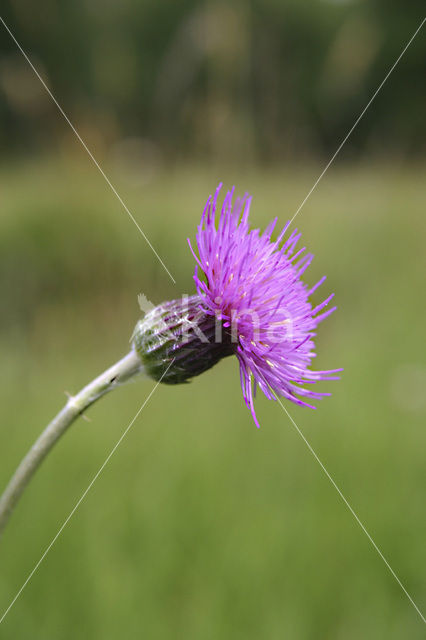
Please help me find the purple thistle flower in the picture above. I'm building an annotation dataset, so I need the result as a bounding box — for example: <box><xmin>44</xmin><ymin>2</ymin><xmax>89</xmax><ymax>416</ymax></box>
<box><xmin>188</xmin><ymin>183</ymin><xmax>341</xmax><ymax>427</ymax></box>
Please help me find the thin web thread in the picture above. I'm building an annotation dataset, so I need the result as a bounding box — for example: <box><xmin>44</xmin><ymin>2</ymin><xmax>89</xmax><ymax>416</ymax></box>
<box><xmin>0</xmin><ymin>16</ymin><xmax>176</xmax><ymax>284</ymax></box>
<box><xmin>277</xmin><ymin>398</ymin><xmax>426</xmax><ymax>625</ymax></box>
<box><xmin>288</xmin><ymin>16</ymin><xmax>426</xmax><ymax>226</ymax></box>
<box><xmin>1</xmin><ymin>8</ymin><xmax>425</xmax><ymax>630</ymax></box>
<box><xmin>0</xmin><ymin>361</ymin><xmax>174</xmax><ymax>626</ymax></box>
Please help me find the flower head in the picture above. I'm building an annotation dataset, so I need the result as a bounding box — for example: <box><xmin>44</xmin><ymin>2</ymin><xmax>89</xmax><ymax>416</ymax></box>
<box><xmin>188</xmin><ymin>183</ymin><xmax>341</xmax><ymax>427</ymax></box>
<box><xmin>133</xmin><ymin>295</ymin><xmax>233</xmax><ymax>384</ymax></box>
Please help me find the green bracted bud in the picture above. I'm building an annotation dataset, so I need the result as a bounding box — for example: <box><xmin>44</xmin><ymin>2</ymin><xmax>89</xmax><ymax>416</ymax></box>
<box><xmin>132</xmin><ymin>295</ymin><xmax>234</xmax><ymax>385</ymax></box>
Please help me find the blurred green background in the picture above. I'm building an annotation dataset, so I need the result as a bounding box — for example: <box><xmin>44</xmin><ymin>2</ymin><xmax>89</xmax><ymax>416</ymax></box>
<box><xmin>0</xmin><ymin>1</ymin><xmax>425</xmax><ymax>639</ymax></box>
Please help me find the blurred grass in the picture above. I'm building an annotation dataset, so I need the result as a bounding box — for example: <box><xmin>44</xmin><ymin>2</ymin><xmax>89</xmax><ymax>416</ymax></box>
<box><xmin>0</xmin><ymin>157</ymin><xmax>425</xmax><ymax>638</ymax></box>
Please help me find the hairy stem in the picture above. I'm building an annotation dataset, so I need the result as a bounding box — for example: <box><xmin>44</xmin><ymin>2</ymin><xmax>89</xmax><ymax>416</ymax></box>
<box><xmin>0</xmin><ymin>349</ymin><xmax>144</xmax><ymax>536</ymax></box>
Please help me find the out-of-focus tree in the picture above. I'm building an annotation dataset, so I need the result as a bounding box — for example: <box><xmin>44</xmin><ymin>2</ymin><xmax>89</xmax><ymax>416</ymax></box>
<box><xmin>0</xmin><ymin>0</ymin><xmax>425</xmax><ymax>162</ymax></box>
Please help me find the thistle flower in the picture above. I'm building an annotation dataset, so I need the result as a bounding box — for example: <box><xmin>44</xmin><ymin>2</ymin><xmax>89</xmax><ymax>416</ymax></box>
<box><xmin>0</xmin><ymin>183</ymin><xmax>341</xmax><ymax>534</ymax></box>
<box><xmin>189</xmin><ymin>184</ymin><xmax>341</xmax><ymax>425</ymax></box>
<box><xmin>134</xmin><ymin>183</ymin><xmax>341</xmax><ymax>427</ymax></box>
<box><xmin>133</xmin><ymin>295</ymin><xmax>233</xmax><ymax>384</ymax></box>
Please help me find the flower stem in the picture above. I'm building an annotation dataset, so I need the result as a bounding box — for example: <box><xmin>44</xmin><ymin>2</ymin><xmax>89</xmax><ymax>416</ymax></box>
<box><xmin>0</xmin><ymin>349</ymin><xmax>144</xmax><ymax>536</ymax></box>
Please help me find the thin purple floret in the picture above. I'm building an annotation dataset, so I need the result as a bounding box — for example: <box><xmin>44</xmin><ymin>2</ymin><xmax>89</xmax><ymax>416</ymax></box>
<box><xmin>189</xmin><ymin>184</ymin><xmax>342</xmax><ymax>427</ymax></box>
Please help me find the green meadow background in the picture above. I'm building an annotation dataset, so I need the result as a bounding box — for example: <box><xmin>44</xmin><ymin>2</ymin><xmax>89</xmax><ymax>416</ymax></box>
<box><xmin>1</xmin><ymin>161</ymin><xmax>425</xmax><ymax>639</ymax></box>
<box><xmin>0</xmin><ymin>1</ymin><xmax>425</xmax><ymax>638</ymax></box>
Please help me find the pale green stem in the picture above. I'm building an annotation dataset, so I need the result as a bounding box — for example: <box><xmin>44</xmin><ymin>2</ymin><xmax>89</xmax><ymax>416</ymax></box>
<box><xmin>0</xmin><ymin>349</ymin><xmax>144</xmax><ymax>536</ymax></box>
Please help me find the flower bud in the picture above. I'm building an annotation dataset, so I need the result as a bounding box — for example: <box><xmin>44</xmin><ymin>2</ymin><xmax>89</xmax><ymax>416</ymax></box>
<box><xmin>132</xmin><ymin>295</ymin><xmax>233</xmax><ymax>384</ymax></box>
